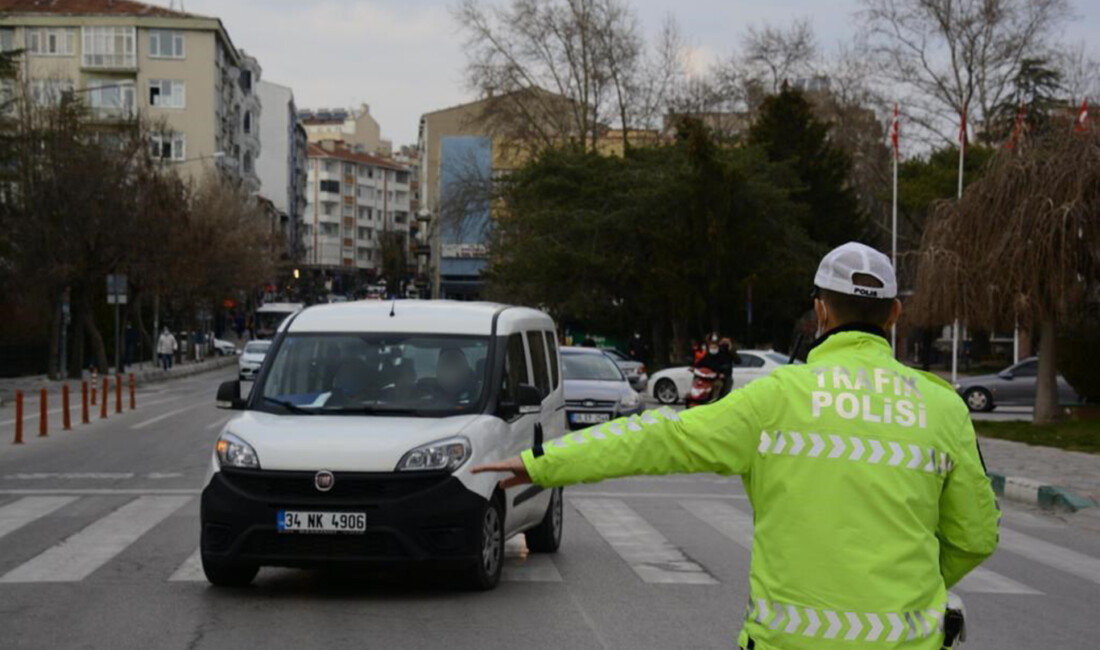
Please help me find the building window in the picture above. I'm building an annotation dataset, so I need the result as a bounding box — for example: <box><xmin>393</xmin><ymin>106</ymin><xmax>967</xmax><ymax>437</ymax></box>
<box><xmin>325</xmin><ymin>161</ymin><xmax>337</xmax><ymax>173</ymax></box>
<box><xmin>0</xmin><ymin>29</ymin><xmax>14</xmax><ymax>53</ymax></box>
<box><xmin>320</xmin><ymin>223</ymin><xmax>339</xmax><ymax>236</ymax></box>
<box><xmin>243</xmin><ymin>110</ymin><xmax>252</xmax><ymax>134</ymax></box>
<box><xmin>149</xmin><ymin>80</ymin><xmax>185</xmax><ymax>108</ymax></box>
<box><xmin>358</xmin><ymin>206</ymin><xmax>372</xmax><ymax>220</ymax></box>
<box><xmin>396</xmin><ymin>171</ymin><xmax>410</xmax><ymax>184</ymax></box>
<box><xmin>239</xmin><ymin>69</ymin><xmax>252</xmax><ymax>94</ymax></box>
<box><xmin>27</xmin><ymin>28</ymin><xmax>75</xmax><ymax>56</ymax></box>
<box><xmin>88</xmin><ymin>79</ymin><xmax>135</xmax><ymax>118</ymax></box>
<box><xmin>82</xmin><ymin>26</ymin><xmax>136</xmax><ymax>68</ymax></box>
<box><xmin>148</xmin><ymin>30</ymin><xmax>184</xmax><ymax>58</ymax></box>
<box><xmin>243</xmin><ymin>151</ymin><xmax>253</xmax><ymax>174</ymax></box>
<box><xmin>322</xmin><ymin>203</ymin><xmax>336</xmax><ymax>216</ymax></box>
<box><xmin>357</xmin><ymin>227</ymin><xmax>373</xmax><ymax>241</ymax></box>
<box><xmin>0</xmin><ymin>79</ymin><xmax>14</xmax><ymax>116</ymax></box>
<box><xmin>150</xmin><ymin>133</ymin><xmax>186</xmax><ymax>161</ymax></box>
<box><xmin>319</xmin><ymin>180</ymin><xmax>340</xmax><ymax>194</ymax></box>
<box><xmin>357</xmin><ymin>247</ymin><xmax>373</xmax><ymax>262</ymax></box>
<box><xmin>31</xmin><ymin>80</ymin><xmax>74</xmax><ymax>106</ymax></box>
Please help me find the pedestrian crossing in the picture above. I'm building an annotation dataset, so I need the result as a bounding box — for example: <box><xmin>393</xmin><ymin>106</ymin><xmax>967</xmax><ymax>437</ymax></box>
<box><xmin>0</xmin><ymin>492</ymin><xmax>1095</xmax><ymax>596</ymax></box>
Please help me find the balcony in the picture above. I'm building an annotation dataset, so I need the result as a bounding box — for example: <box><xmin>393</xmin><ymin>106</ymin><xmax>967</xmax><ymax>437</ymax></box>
<box><xmin>82</xmin><ymin>53</ymin><xmax>136</xmax><ymax>70</ymax></box>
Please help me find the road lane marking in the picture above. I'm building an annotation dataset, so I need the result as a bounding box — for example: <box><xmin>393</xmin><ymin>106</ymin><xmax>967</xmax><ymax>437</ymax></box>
<box><xmin>0</xmin><ymin>496</ymin><xmax>78</xmax><ymax>540</ymax></box>
<box><xmin>999</xmin><ymin>527</ymin><xmax>1100</xmax><ymax>587</ymax></box>
<box><xmin>205</xmin><ymin>414</ymin><xmax>234</xmax><ymax>430</ymax></box>
<box><xmin>955</xmin><ymin>567</ymin><xmax>1042</xmax><ymax>595</ymax></box>
<box><xmin>571</xmin><ymin>498</ymin><xmax>718</xmax><ymax>585</ymax></box>
<box><xmin>3</xmin><ymin>473</ymin><xmax>135</xmax><ymax>480</ymax></box>
<box><xmin>501</xmin><ymin>537</ymin><xmax>563</xmax><ymax>582</ymax></box>
<box><xmin>0</xmin><ymin>496</ymin><xmax>192</xmax><ymax>583</ymax></box>
<box><xmin>130</xmin><ymin>403</ymin><xmax>207</xmax><ymax>430</ymax></box>
<box><xmin>0</xmin><ymin>407</ymin><xmax>64</xmax><ymax>426</ymax></box>
<box><xmin>679</xmin><ymin>499</ymin><xmax>754</xmax><ymax>551</ymax></box>
<box><xmin>169</xmin><ymin>548</ymin><xmax>204</xmax><ymax>582</ymax></box>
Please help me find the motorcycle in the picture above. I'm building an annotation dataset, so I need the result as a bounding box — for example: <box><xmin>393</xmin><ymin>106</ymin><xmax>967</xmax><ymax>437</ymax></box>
<box><xmin>685</xmin><ymin>367</ymin><xmax>724</xmax><ymax>409</ymax></box>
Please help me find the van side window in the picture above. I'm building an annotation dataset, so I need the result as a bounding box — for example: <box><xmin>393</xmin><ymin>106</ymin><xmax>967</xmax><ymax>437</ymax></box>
<box><xmin>544</xmin><ymin>331</ymin><xmax>560</xmax><ymax>390</ymax></box>
<box><xmin>501</xmin><ymin>334</ymin><xmax>529</xmax><ymax>403</ymax></box>
<box><xmin>527</xmin><ymin>331</ymin><xmax>551</xmax><ymax>397</ymax></box>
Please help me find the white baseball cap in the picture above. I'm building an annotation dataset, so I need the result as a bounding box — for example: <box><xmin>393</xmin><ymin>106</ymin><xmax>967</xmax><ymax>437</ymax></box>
<box><xmin>813</xmin><ymin>242</ymin><xmax>897</xmax><ymax>299</ymax></box>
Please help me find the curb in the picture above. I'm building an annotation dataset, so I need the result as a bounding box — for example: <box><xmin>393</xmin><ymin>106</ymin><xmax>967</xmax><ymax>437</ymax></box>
<box><xmin>988</xmin><ymin>472</ymin><xmax>1096</xmax><ymax>512</ymax></box>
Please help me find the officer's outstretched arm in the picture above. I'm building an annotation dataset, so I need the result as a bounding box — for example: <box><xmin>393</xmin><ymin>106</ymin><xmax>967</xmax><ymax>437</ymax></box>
<box><xmin>513</xmin><ymin>379</ymin><xmax>768</xmax><ymax>489</ymax></box>
<box><xmin>937</xmin><ymin>409</ymin><xmax>1000</xmax><ymax>588</ymax></box>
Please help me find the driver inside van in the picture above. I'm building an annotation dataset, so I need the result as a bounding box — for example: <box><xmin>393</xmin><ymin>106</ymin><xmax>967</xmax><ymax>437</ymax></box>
<box><xmin>436</xmin><ymin>347</ymin><xmax>476</xmax><ymax>404</ymax></box>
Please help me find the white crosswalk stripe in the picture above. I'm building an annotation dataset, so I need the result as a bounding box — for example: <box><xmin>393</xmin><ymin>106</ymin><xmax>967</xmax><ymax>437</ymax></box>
<box><xmin>0</xmin><ymin>496</ymin><xmax>191</xmax><ymax>583</ymax></box>
<box><xmin>0</xmin><ymin>497</ymin><xmax>78</xmax><ymax>540</ymax></box>
<box><xmin>0</xmin><ymin>493</ymin><xmax>1089</xmax><ymax>600</ymax></box>
<box><xmin>571</xmin><ymin>498</ymin><xmax>717</xmax><ymax>585</ymax></box>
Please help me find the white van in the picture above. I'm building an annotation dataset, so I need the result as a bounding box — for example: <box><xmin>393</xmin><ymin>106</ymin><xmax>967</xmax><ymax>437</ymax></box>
<box><xmin>203</xmin><ymin>301</ymin><xmax>567</xmax><ymax>589</ymax></box>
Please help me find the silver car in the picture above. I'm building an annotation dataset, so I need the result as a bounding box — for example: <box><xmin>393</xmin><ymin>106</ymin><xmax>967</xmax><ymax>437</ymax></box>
<box><xmin>561</xmin><ymin>347</ymin><xmax>643</xmax><ymax>431</ymax></box>
<box><xmin>237</xmin><ymin>340</ymin><xmax>271</xmax><ymax>381</ymax></box>
<box><xmin>599</xmin><ymin>347</ymin><xmax>648</xmax><ymax>392</ymax></box>
<box><xmin>954</xmin><ymin>357</ymin><xmax>1079</xmax><ymax>412</ymax></box>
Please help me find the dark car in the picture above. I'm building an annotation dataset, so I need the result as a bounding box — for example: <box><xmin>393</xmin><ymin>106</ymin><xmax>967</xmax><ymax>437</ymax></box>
<box><xmin>561</xmin><ymin>347</ymin><xmax>643</xmax><ymax>430</ymax></box>
<box><xmin>954</xmin><ymin>357</ymin><xmax>1079</xmax><ymax>412</ymax></box>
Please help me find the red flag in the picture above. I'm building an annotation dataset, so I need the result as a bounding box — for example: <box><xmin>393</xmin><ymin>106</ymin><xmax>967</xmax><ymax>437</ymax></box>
<box><xmin>959</xmin><ymin>104</ymin><xmax>968</xmax><ymax>150</ymax></box>
<box><xmin>1075</xmin><ymin>99</ymin><xmax>1089</xmax><ymax>132</ymax></box>
<box><xmin>891</xmin><ymin>103</ymin><xmax>900</xmax><ymax>160</ymax></box>
<box><xmin>1005</xmin><ymin>101</ymin><xmax>1027</xmax><ymax>151</ymax></box>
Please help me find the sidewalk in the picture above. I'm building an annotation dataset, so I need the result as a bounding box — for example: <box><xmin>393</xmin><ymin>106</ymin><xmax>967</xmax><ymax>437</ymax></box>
<box><xmin>0</xmin><ymin>355</ymin><xmax>238</xmax><ymax>406</ymax></box>
<box><xmin>979</xmin><ymin>436</ymin><xmax>1100</xmax><ymax>508</ymax></box>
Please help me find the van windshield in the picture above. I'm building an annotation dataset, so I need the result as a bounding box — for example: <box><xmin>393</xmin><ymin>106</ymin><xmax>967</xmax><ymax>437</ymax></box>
<box><xmin>256</xmin><ymin>334</ymin><xmax>490</xmax><ymax>417</ymax></box>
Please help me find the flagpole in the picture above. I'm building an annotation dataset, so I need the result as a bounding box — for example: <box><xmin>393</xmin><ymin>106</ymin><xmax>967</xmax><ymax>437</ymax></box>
<box><xmin>891</xmin><ymin>105</ymin><xmax>899</xmax><ymax>356</ymax></box>
<box><xmin>952</xmin><ymin>107</ymin><xmax>966</xmax><ymax>385</ymax></box>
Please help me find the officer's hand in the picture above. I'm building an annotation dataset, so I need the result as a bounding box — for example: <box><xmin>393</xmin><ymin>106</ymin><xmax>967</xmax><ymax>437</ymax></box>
<box><xmin>471</xmin><ymin>456</ymin><xmax>531</xmax><ymax>488</ymax></box>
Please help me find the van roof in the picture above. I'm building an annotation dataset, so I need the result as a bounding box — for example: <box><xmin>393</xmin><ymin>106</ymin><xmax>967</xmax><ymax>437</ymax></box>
<box><xmin>256</xmin><ymin>302</ymin><xmax>305</xmax><ymax>313</ymax></box>
<box><xmin>285</xmin><ymin>300</ymin><xmax>554</xmax><ymax>336</ymax></box>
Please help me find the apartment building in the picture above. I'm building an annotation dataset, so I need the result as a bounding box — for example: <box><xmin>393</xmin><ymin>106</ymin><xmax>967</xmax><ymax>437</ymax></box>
<box><xmin>0</xmin><ymin>0</ymin><xmax>261</xmax><ymax>190</ymax></box>
<box><xmin>256</xmin><ymin>80</ymin><xmax>307</xmax><ymax>261</ymax></box>
<box><xmin>305</xmin><ymin>141</ymin><xmax>412</xmax><ymax>277</ymax></box>
<box><xmin>298</xmin><ymin>103</ymin><xmax>391</xmax><ymax>156</ymax></box>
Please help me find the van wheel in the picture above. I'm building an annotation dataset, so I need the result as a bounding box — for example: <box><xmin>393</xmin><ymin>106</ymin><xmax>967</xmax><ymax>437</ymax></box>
<box><xmin>461</xmin><ymin>495</ymin><xmax>504</xmax><ymax>591</ymax></box>
<box><xmin>525</xmin><ymin>487</ymin><xmax>563</xmax><ymax>553</ymax></box>
<box><xmin>201</xmin><ymin>555</ymin><xmax>258</xmax><ymax>587</ymax></box>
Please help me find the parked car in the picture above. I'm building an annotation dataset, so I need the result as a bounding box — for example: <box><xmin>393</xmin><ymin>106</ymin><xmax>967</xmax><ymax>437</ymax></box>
<box><xmin>238</xmin><ymin>340</ymin><xmax>271</xmax><ymax>381</ymax></box>
<box><xmin>954</xmin><ymin>357</ymin><xmax>1079</xmax><ymax>412</ymax></box>
<box><xmin>212</xmin><ymin>338</ymin><xmax>239</xmax><ymax>356</ymax></box>
<box><xmin>561</xmin><ymin>346</ymin><xmax>643</xmax><ymax>430</ymax></box>
<box><xmin>647</xmin><ymin>350</ymin><xmax>797</xmax><ymax>405</ymax></box>
<box><xmin>204</xmin><ymin>301</ymin><xmax>567</xmax><ymax>590</ymax></box>
<box><xmin>599</xmin><ymin>347</ymin><xmax>648</xmax><ymax>392</ymax></box>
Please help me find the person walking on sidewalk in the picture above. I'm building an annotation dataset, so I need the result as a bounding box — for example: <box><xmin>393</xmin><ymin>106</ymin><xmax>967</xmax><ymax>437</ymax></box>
<box><xmin>156</xmin><ymin>327</ymin><xmax>177</xmax><ymax>371</ymax></box>
<box><xmin>474</xmin><ymin>242</ymin><xmax>999</xmax><ymax>650</ymax></box>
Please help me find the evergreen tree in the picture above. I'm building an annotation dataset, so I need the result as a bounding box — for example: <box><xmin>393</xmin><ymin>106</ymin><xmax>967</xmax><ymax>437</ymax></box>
<box><xmin>748</xmin><ymin>83</ymin><xmax>866</xmax><ymax>248</ymax></box>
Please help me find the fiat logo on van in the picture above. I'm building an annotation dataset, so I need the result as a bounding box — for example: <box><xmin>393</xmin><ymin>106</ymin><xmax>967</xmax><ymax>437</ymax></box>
<box><xmin>314</xmin><ymin>470</ymin><xmax>335</xmax><ymax>492</ymax></box>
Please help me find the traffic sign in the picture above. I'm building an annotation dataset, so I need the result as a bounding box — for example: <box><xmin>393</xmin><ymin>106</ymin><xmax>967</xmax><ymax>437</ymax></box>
<box><xmin>106</xmin><ymin>274</ymin><xmax>128</xmax><ymax>305</ymax></box>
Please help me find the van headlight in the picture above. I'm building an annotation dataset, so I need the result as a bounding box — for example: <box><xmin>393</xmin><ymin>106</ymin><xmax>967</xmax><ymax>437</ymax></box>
<box><xmin>396</xmin><ymin>436</ymin><xmax>471</xmax><ymax>472</ymax></box>
<box><xmin>215</xmin><ymin>432</ymin><xmax>260</xmax><ymax>469</ymax></box>
<box><xmin>620</xmin><ymin>391</ymin><xmax>640</xmax><ymax>408</ymax></box>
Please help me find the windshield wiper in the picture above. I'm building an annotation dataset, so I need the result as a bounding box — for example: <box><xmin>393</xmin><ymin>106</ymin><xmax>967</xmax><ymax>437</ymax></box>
<box><xmin>264</xmin><ymin>397</ymin><xmax>318</xmax><ymax>415</ymax></box>
<box><xmin>322</xmin><ymin>405</ymin><xmax>431</xmax><ymax>417</ymax></box>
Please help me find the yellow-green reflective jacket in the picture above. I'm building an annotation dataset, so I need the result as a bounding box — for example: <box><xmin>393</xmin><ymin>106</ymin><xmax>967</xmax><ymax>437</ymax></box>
<box><xmin>522</xmin><ymin>329</ymin><xmax>999</xmax><ymax>650</ymax></box>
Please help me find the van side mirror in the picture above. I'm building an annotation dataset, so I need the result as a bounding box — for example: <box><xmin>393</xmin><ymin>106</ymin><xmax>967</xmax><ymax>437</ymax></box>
<box><xmin>216</xmin><ymin>380</ymin><xmax>246</xmax><ymax>410</ymax></box>
<box><xmin>517</xmin><ymin>383</ymin><xmax>543</xmax><ymax>414</ymax></box>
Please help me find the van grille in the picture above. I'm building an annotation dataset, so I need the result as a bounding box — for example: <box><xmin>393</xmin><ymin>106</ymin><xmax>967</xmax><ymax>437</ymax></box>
<box><xmin>241</xmin><ymin>531</ymin><xmax>405</xmax><ymax>559</ymax></box>
<box><xmin>221</xmin><ymin>468</ymin><xmax>448</xmax><ymax>504</ymax></box>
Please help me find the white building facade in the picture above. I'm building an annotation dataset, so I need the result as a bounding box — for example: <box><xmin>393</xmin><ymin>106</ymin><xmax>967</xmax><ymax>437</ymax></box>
<box><xmin>256</xmin><ymin>79</ymin><xmax>307</xmax><ymax>261</ymax></box>
<box><xmin>304</xmin><ymin>141</ymin><xmax>412</xmax><ymax>273</ymax></box>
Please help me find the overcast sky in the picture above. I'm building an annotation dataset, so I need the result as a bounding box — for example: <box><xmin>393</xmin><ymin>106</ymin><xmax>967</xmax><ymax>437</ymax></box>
<box><xmin>166</xmin><ymin>0</ymin><xmax>1100</xmax><ymax>148</ymax></box>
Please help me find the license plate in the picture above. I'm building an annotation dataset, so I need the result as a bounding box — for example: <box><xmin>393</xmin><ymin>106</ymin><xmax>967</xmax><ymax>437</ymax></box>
<box><xmin>570</xmin><ymin>412</ymin><xmax>611</xmax><ymax>424</ymax></box>
<box><xmin>277</xmin><ymin>510</ymin><xmax>366</xmax><ymax>534</ymax></box>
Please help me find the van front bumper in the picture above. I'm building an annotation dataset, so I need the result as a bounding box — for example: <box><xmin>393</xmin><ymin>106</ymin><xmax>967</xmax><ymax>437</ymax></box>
<box><xmin>200</xmin><ymin>467</ymin><xmax>486</xmax><ymax>567</ymax></box>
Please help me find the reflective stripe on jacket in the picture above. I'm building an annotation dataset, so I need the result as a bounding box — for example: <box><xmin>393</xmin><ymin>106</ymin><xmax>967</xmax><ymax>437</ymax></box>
<box><xmin>521</xmin><ymin>329</ymin><xmax>1000</xmax><ymax>650</ymax></box>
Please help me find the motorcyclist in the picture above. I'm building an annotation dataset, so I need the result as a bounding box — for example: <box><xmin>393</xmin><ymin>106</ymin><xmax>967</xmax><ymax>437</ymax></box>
<box><xmin>697</xmin><ymin>334</ymin><xmax>735</xmax><ymax>399</ymax></box>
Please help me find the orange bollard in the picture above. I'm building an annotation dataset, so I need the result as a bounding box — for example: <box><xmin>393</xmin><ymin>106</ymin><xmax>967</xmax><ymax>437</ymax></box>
<box><xmin>128</xmin><ymin>373</ymin><xmax>136</xmax><ymax>410</ymax></box>
<box><xmin>62</xmin><ymin>384</ymin><xmax>71</xmax><ymax>430</ymax></box>
<box><xmin>100</xmin><ymin>378</ymin><xmax>108</xmax><ymax>419</ymax></box>
<box><xmin>115</xmin><ymin>374</ymin><xmax>122</xmax><ymax>414</ymax></box>
<box><xmin>39</xmin><ymin>388</ymin><xmax>47</xmax><ymax>437</ymax></box>
<box><xmin>13</xmin><ymin>391</ymin><xmax>23</xmax><ymax>444</ymax></box>
<box><xmin>91</xmin><ymin>370</ymin><xmax>97</xmax><ymax>405</ymax></box>
<box><xmin>81</xmin><ymin>381</ymin><xmax>90</xmax><ymax>424</ymax></box>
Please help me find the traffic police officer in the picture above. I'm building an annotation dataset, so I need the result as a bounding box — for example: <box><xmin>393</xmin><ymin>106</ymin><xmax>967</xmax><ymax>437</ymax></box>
<box><xmin>474</xmin><ymin>242</ymin><xmax>999</xmax><ymax>649</ymax></box>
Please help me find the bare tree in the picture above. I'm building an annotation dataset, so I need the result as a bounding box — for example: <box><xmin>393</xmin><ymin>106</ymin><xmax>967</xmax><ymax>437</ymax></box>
<box><xmin>858</xmin><ymin>0</ymin><xmax>1073</xmax><ymax>145</ymax></box>
<box><xmin>454</xmin><ymin>0</ymin><xmax>652</xmax><ymax>151</ymax></box>
<box><xmin>741</xmin><ymin>18</ymin><xmax>819</xmax><ymax>93</ymax></box>
<box><xmin>1055</xmin><ymin>42</ymin><xmax>1100</xmax><ymax>104</ymax></box>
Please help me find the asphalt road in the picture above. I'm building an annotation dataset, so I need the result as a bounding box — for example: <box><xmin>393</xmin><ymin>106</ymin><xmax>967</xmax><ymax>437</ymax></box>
<box><xmin>0</xmin><ymin>369</ymin><xmax>1098</xmax><ymax>649</ymax></box>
